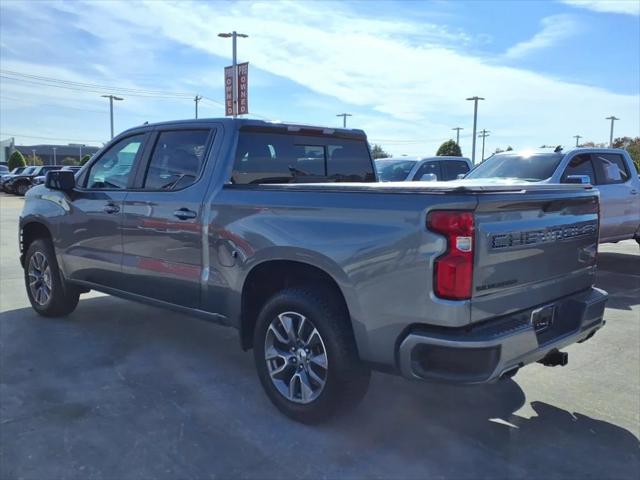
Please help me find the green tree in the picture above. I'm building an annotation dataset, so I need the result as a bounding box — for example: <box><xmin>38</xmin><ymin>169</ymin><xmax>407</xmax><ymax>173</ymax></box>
<box><xmin>370</xmin><ymin>144</ymin><xmax>391</xmax><ymax>159</ymax></box>
<box><xmin>62</xmin><ymin>157</ymin><xmax>79</xmax><ymax>166</ymax></box>
<box><xmin>30</xmin><ymin>155</ymin><xmax>43</xmax><ymax>166</ymax></box>
<box><xmin>80</xmin><ymin>154</ymin><xmax>92</xmax><ymax>166</ymax></box>
<box><xmin>612</xmin><ymin>136</ymin><xmax>632</xmax><ymax>148</ymax></box>
<box><xmin>8</xmin><ymin>150</ymin><xmax>27</xmax><ymax>170</ymax></box>
<box><xmin>506</xmin><ymin>145</ymin><xmax>513</xmax><ymax>151</ymax></box>
<box><xmin>436</xmin><ymin>139</ymin><xmax>462</xmax><ymax>157</ymax></box>
<box><xmin>619</xmin><ymin>137</ymin><xmax>640</xmax><ymax>172</ymax></box>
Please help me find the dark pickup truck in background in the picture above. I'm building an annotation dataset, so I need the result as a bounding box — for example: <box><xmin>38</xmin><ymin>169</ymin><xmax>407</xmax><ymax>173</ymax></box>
<box><xmin>4</xmin><ymin>165</ymin><xmax>59</xmax><ymax>195</ymax></box>
<box><xmin>20</xmin><ymin>119</ymin><xmax>607</xmax><ymax>423</ymax></box>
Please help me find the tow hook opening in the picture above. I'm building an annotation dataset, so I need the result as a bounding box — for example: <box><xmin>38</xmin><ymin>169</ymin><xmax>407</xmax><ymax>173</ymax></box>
<box><xmin>537</xmin><ymin>349</ymin><xmax>568</xmax><ymax>367</ymax></box>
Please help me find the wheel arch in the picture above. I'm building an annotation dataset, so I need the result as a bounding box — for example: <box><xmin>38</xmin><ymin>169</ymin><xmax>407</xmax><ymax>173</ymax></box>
<box><xmin>20</xmin><ymin>221</ymin><xmax>53</xmax><ymax>267</ymax></box>
<box><xmin>239</xmin><ymin>259</ymin><xmax>358</xmax><ymax>353</ymax></box>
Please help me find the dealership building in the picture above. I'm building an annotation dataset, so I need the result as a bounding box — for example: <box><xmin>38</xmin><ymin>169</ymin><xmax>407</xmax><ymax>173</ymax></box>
<box><xmin>0</xmin><ymin>138</ymin><xmax>100</xmax><ymax>166</ymax></box>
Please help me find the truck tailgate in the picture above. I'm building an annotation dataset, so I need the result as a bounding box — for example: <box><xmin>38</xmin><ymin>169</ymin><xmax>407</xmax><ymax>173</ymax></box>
<box><xmin>471</xmin><ymin>186</ymin><xmax>599</xmax><ymax>323</ymax></box>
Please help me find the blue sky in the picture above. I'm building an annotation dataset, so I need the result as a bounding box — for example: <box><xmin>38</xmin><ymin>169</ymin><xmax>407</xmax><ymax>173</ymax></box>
<box><xmin>1</xmin><ymin>0</ymin><xmax>638</xmax><ymax>157</ymax></box>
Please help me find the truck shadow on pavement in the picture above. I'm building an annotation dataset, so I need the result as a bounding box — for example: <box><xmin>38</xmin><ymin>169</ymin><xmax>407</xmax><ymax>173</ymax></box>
<box><xmin>1</xmin><ymin>296</ymin><xmax>638</xmax><ymax>479</ymax></box>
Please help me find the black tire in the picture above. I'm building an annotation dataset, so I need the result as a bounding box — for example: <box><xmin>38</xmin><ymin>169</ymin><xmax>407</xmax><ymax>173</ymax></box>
<box><xmin>253</xmin><ymin>286</ymin><xmax>370</xmax><ymax>424</ymax></box>
<box><xmin>16</xmin><ymin>182</ymin><xmax>29</xmax><ymax>196</ymax></box>
<box><xmin>24</xmin><ymin>238</ymin><xmax>80</xmax><ymax>317</ymax></box>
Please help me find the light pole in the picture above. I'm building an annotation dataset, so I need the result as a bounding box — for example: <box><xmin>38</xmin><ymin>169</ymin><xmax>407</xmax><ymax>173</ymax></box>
<box><xmin>218</xmin><ymin>31</ymin><xmax>249</xmax><ymax>118</ymax></box>
<box><xmin>101</xmin><ymin>95</ymin><xmax>124</xmax><ymax>139</ymax></box>
<box><xmin>452</xmin><ymin>127</ymin><xmax>463</xmax><ymax>146</ymax></box>
<box><xmin>466</xmin><ymin>96</ymin><xmax>484</xmax><ymax>164</ymax></box>
<box><xmin>605</xmin><ymin>116</ymin><xmax>619</xmax><ymax>147</ymax></box>
<box><xmin>194</xmin><ymin>95</ymin><xmax>203</xmax><ymax>119</ymax></box>
<box><xmin>52</xmin><ymin>147</ymin><xmax>57</xmax><ymax>166</ymax></box>
<box><xmin>336</xmin><ymin>113</ymin><xmax>352</xmax><ymax>128</ymax></box>
<box><xmin>31</xmin><ymin>149</ymin><xmax>36</xmax><ymax>166</ymax></box>
<box><xmin>478</xmin><ymin>129</ymin><xmax>490</xmax><ymax>162</ymax></box>
<box><xmin>573</xmin><ymin>135</ymin><xmax>582</xmax><ymax>147</ymax></box>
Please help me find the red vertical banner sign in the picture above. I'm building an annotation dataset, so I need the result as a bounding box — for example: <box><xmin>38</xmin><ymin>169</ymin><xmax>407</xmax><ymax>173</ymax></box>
<box><xmin>237</xmin><ymin>62</ymin><xmax>249</xmax><ymax>115</ymax></box>
<box><xmin>224</xmin><ymin>65</ymin><xmax>234</xmax><ymax>116</ymax></box>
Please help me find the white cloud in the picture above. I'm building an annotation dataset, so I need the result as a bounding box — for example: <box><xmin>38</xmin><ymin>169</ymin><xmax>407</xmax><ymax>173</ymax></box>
<box><xmin>1</xmin><ymin>0</ymin><xmax>638</xmax><ymax>154</ymax></box>
<box><xmin>504</xmin><ymin>15</ymin><xmax>579</xmax><ymax>59</ymax></box>
<box><xmin>561</xmin><ymin>0</ymin><xmax>640</xmax><ymax>16</ymax></box>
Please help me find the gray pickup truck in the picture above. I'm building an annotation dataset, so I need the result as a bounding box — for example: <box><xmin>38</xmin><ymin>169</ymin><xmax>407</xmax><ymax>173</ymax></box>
<box><xmin>20</xmin><ymin>119</ymin><xmax>608</xmax><ymax>423</ymax></box>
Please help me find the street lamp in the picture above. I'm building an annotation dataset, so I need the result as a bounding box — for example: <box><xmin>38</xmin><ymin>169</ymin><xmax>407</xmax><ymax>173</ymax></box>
<box><xmin>466</xmin><ymin>96</ymin><xmax>485</xmax><ymax>164</ymax></box>
<box><xmin>605</xmin><ymin>116</ymin><xmax>619</xmax><ymax>147</ymax></box>
<box><xmin>218</xmin><ymin>31</ymin><xmax>249</xmax><ymax>118</ymax></box>
<box><xmin>452</xmin><ymin>127</ymin><xmax>463</xmax><ymax>146</ymax></box>
<box><xmin>52</xmin><ymin>147</ymin><xmax>57</xmax><ymax>166</ymax></box>
<box><xmin>336</xmin><ymin>113</ymin><xmax>352</xmax><ymax>128</ymax></box>
<box><xmin>101</xmin><ymin>95</ymin><xmax>124</xmax><ymax>139</ymax></box>
<box><xmin>573</xmin><ymin>135</ymin><xmax>582</xmax><ymax>147</ymax></box>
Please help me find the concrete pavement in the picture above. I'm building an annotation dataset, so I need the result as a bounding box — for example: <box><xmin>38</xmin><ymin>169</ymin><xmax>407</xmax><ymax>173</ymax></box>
<box><xmin>1</xmin><ymin>192</ymin><xmax>638</xmax><ymax>479</ymax></box>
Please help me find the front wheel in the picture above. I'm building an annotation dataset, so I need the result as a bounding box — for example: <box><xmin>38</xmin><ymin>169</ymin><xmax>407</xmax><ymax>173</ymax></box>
<box><xmin>253</xmin><ymin>287</ymin><xmax>370</xmax><ymax>424</ymax></box>
<box><xmin>24</xmin><ymin>239</ymin><xmax>80</xmax><ymax>317</ymax></box>
<box><xmin>16</xmin><ymin>182</ymin><xmax>29</xmax><ymax>196</ymax></box>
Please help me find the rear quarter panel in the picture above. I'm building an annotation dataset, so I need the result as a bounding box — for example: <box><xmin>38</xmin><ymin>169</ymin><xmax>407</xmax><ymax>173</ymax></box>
<box><xmin>204</xmin><ymin>187</ymin><xmax>477</xmax><ymax>365</ymax></box>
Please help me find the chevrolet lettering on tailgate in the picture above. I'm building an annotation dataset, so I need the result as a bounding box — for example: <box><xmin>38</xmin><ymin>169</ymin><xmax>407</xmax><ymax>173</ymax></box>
<box><xmin>491</xmin><ymin>221</ymin><xmax>598</xmax><ymax>250</ymax></box>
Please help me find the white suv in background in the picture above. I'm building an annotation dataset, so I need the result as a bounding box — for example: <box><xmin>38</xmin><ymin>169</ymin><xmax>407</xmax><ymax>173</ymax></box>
<box><xmin>375</xmin><ymin>156</ymin><xmax>472</xmax><ymax>182</ymax></box>
<box><xmin>464</xmin><ymin>148</ymin><xmax>640</xmax><ymax>244</ymax></box>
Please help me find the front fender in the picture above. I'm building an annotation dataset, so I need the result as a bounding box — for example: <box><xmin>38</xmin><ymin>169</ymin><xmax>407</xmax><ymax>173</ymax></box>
<box><xmin>19</xmin><ymin>187</ymin><xmax>70</xmax><ymax>265</ymax></box>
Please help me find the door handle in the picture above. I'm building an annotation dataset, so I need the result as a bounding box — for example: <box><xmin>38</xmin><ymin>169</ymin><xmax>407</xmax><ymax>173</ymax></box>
<box><xmin>631</xmin><ymin>189</ymin><xmax>638</xmax><ymax>195</ymax></box>
<box><xmin>103</xmin><ymin>203</ymin><xmax>120</xmax><ymax>214</ymax></box>
<box><xmin>173</xmin><ymin>208</ymin><xmax>197</xmax><ymax>220</ymax></box>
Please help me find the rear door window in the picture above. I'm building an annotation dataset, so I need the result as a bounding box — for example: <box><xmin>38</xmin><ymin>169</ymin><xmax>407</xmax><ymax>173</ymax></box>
<box><xmin>591</xmin><ymin>153</ymin><xmax>630</xmax><ymax>184</ymax></box>
<box><xmin>442</xmin><ymin>160</ymin><xmax>470</xmax><ymax>180</ymax></box>
<box><xmin>413</xmin><ymin>161</ymin><xmax>441</xmax><ymax>181</ymax></box>
<box><xmin>231</xmin><ymin>131</ymin><xmax>374</xmax><ymax>184</ymax></box>
<box><xmin>561</xmin><ymin>154</ymin><xmax>596</xmax><ymax>184</ymax></box>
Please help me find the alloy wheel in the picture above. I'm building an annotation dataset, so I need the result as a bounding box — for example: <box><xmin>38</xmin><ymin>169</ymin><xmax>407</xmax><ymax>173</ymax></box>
<box><xmin>28</xmin><ymin>251</ymin><xmax>52</xmax><ymax>305</ymax></box>
<box><xmin>264</xmin><ymin>311</ymin><xmax>328</xmax><ymax>404</ymax></box>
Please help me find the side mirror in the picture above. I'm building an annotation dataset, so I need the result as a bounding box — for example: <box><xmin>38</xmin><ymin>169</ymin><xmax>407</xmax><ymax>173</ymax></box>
<box><xmin>564</xmin><ymin>175</ymin><xmax>591</xmax><ymax>185</ymax></box>
<box><xmin>457</xmin><ymin>173</ymin><xmax>466</xmax><ymax>179</ymax></box>
<box><xmin>420</xmin><ymin>173</ymin><xmax>438</xmax><ymax>182</ymax></box>
<box><xmin>45</xmin><ymin>170</ymin><xmax>75</xmax><ymax>192</ymax></box>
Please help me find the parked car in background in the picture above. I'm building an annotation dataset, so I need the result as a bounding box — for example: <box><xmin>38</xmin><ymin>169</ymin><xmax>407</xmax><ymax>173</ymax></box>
<box><xmin>31</xmin><ymin>166</ymin><xmax>81</xmax><ymax>187</ymax></box>
<box><xmin>2</xmin><ymin>166</ymin><xmax>35</xmax><ymax>192</ymax></box>
<box><xmin>3</xmin><ymin>165</ymin><xmax>60</xmax><ymax>196</ymax></box>
<box><xmin>1</xmin><ymin>166</ymin><xmax>28</xmax><ymax>190</ymax></box>
<box><xmin>0</xmin><ymin>165</ymin><xmax>9</xmax><ymax>174</ymax></box>
<box><xmin>375</xmin><ymin>156</ymin><xmax>472</xmax><ymax>182</ymax></box>
<box><xmin>20</xmin><ymin>118</ymin><xmax>607</xmax><ymax>423</ymax></box>
<box><xmin>464</xmin><ymin>148</ymin><xmax>640</xmax><ymax>244</ymax></box>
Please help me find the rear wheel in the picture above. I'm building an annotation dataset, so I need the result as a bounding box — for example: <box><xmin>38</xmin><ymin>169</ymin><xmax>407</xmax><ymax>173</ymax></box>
<box><xmin>24</xmin><ymin>238</ymin><xmax>80</xmax><ymax>316</ymax></box>
<box><xmin>253</xmin><ymin>286</ymin><xmax>370</xmax><ymax>424</ymax></box>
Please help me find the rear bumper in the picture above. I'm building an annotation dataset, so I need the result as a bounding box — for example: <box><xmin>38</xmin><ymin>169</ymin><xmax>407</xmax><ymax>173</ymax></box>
<box><xmin>397</xmin><ymin>287</ymin><xmax>608</xmax><ymax>384</ymax></box>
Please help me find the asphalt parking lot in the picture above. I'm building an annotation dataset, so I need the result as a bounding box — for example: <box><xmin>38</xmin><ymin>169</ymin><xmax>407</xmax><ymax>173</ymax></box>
<box><xmin>1</xmin><ymin>192</ymin><xmax>638</xmax><ymax>479</ymax></box>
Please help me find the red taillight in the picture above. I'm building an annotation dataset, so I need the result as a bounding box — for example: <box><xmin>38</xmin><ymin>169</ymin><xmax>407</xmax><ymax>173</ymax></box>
<box><xmin>427</xmin><ymin>210</ymin><xmax>474</xmax><ymax>300</ymax></box>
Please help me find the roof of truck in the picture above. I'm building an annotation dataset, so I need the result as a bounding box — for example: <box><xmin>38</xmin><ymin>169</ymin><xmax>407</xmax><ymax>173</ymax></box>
<box><xmin>122</xmin><ymin>118</ymin><xmax>367</xmax><ymax>139</ymax></box>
